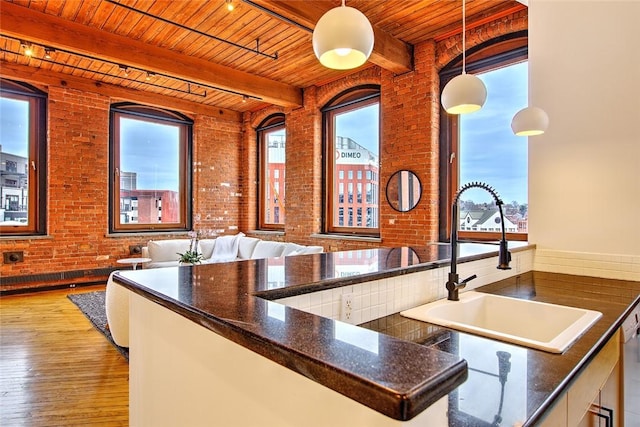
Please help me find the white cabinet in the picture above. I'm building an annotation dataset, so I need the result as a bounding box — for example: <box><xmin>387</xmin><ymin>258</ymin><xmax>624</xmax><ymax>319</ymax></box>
<box><xmin>540</xmin><ymin>330</ymin><xmax>622</xmax><ymax>427</ymax></box>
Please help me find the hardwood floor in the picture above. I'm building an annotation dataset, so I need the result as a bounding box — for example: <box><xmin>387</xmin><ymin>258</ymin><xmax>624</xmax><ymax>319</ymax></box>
<box><xmin>0</xmin><ymin>286</ymin><xmax>128</xmax><ymax>426</ymax></box>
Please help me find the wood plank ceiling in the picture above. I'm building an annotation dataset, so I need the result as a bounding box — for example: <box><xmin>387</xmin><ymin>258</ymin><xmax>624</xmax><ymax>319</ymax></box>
<box><xmin>0</xmin><ymin>0</ymin><xmax>525</xmax><ymax>115</ymax></box>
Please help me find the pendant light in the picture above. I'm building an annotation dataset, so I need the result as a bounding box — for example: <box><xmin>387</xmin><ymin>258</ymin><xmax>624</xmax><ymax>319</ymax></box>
<box><xmin>312</xmin><ymin>0</ymin><xmax>374</xmax><ymax>70</ymax></box>
<box><xmin>511</xmin><ymin>106</ymin><xmax>549</xmax><ymax>136</ymax></box>
<box><xmin>441</xmin><ymin>0</ymin><xmax>487</xmax><ymax>114</ymax></box>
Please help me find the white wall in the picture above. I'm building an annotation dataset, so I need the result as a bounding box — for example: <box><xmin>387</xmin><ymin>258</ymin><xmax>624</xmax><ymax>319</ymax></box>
<box><xmin>528</xmin><ymin>1</ymin><xmax>640</xmax><ymax>257</ymax></box>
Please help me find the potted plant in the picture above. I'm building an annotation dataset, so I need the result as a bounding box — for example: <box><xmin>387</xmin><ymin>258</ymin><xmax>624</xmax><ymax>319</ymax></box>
<box><xmin>177</xmin><ymin>231</ymin><xmax>204</xmax><ymax>265</ymax></box>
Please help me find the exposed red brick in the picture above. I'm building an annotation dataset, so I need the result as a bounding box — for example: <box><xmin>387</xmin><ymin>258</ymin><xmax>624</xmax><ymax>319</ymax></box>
<box><xmin>0</xmin><ymin>10</ymin><xmax>526</xmax><ymax>291</ymax></box>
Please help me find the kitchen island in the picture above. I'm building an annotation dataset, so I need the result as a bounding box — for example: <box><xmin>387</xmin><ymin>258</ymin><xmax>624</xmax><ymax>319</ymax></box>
<box><xmin>113</xmin><ymin>243</ymin><xmax>639</xmax><ymax>426</ymax></box>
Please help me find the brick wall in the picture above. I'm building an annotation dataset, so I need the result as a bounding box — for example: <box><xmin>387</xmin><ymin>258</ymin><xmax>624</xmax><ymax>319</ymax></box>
<box><xmin>0</xmin><ymin>11</ymin><xmax>526</xmax><ymax>292</ymax></box>
<box><xmin>192</xmin><ymin>114</ymin><xmax>244</xmax><ymax>235</ymax></box>
<box><xmin>0</xmin><ymin>86</ymin><xmax>243</xmax><ymax>292</ymax></box>
<box><xmin>242</xmin><ymin>10</ymin><xmax>527</xmax><ymax>251</ymax></box>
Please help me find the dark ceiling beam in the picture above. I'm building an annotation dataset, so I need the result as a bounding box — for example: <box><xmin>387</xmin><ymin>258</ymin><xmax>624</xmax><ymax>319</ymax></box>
<box><xmin>250</xmin><ymin>0</ymin><xmax>414</xmax><ymax>75</ymax></box>
<box><xmin>0</xmin><ymin>1</ymin><xmax>302</xmax><ymax>108</ymax></box>
<box><xmin>0</xmin><ymin>62</ymin><xmax>242</xmax><ymax>120</ymax></box>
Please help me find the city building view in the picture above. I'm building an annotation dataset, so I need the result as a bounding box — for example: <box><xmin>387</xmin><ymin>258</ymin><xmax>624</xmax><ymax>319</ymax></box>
<box><xmin>264</xmin><ymin>130</ymin><xmax>286</xmax><ymax>225</ymax></box>
<box><xmin>334</xmin><ymin>136</ymin><xmax>379</xmax><ymax>228</ymax></box>
<box><xmin>119</xmin><ymin>170</ymin><xmax>179</xmax><ymax>224</ymax></box>
<box><xmin>0</xmin><ymin>144</ymin><xmax>28</xmax><ymax>226</ymax></box>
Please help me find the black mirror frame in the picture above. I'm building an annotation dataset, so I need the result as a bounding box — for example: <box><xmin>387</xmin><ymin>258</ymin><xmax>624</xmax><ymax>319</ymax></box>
<box><xmin>385</xmin><ymin>170</ymin><xmax>422</xmax><ymax>212</ymax></box>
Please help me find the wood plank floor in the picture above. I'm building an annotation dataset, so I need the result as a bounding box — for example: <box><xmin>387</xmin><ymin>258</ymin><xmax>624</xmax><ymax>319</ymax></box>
<box><xmin>0</xmin><ymin>286</ymin><xmax>128</xmax><ymax>426</ymax></box>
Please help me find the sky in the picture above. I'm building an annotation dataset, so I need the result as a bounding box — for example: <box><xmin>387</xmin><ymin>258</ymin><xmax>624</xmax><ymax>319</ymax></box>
<box><xmin>460</xmin><ymin>62</ymin><xmax>529</xmax><ymax>205</ymax></box>
<box><xmin>1</xmin><ymin>61</ymin><xmax>527</xmax><ymax>203</ymax></box>
<box><xmin>119</xmin><ymin>117</ymin><xmax>180</xmax><ymax>191</ymax></box>
<box><xmin>335</xmin><ymin>103</ymin><xmax>379</xmax><ymax>155</ymax></box>
<box><xmin>0</xmin><ymin>97</ymin><xmax>29</xmax><ymax>157</ymax></box>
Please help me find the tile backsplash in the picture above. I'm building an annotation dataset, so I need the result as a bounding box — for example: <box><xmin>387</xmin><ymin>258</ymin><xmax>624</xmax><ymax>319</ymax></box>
<box><xmin>534</xmin><ymin>249</ymin><xmax>640</xmax><ymax>281</ymax></box>
<box><xmin>277</xmin><ymin>248</ymin><xmax>535</xmax><ymax>325</ymax></box>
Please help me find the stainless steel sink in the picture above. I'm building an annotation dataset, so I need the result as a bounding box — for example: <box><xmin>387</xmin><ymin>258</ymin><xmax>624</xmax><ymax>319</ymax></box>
<box><xmin>400</xmin><ymin>291</ymin><xmax>602</xmax><ymax>353</ymax></box>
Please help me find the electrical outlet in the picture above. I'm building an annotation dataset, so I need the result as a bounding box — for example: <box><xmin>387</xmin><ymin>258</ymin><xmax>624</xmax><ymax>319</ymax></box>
<box><xmin>3</xmin><ymin>251</ymin><xmax>23</xmax><ymax>264</ymax></box>
<box><xmin>340</xmin><ymin>293</ymin><xmax>354</xmax><ymax>322</ymax></box>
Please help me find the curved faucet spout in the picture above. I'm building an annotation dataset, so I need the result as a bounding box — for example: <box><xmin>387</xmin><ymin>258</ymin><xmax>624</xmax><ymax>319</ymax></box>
<box><xmin>447</xmin><ymin>182</ymin><xmax>512</xmax><ymax>301</ymax></box>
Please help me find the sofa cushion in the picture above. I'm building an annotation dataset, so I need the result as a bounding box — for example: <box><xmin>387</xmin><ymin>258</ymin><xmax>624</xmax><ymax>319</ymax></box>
<box><xmin>210</xmin><ymin>233</ymin><xmax>244</xmax><ymax>262</ymax></box>
<box><xmin>237</xmin><ymin>236</ymin><xmax>260</xmax><ymax>259</ymax></box>
<box><xmin>282</xmin><ymin>243</ymin><xmax>324</xmax><ymax>256</ymax></box>
<box><xmin>281</xmin><ymin>243</ymin><xmax>305</xmax><ymax>256</ymax></box>
<box><xmin>147</xmin><ymin>240</ymin><xmax>193</xmax><ymax>263</ymax></box>
<box><xmin>146</xmin><ymin>260</ymin><xmax>182</xmax><ymax>269</ymax></box>
<box><xmin>199</xmin><ymin>239</ymin><xmax>216</xmax><ymax>259</ymax></box>
<box><xmin>292</xmin><ymin>245</ymin><xmax>324</xmax><ymax>255</ymax></box>
<box><xmin>251</xmin><ymin>241</ymin><xmax>286</xmax><ymax>259</ymax></box>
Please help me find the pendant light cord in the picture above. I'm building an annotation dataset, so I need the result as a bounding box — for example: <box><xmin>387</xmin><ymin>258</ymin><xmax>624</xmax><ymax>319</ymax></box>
<box><xmin>462</xmin><ymin>0</ymin><xmax>466</xmax><ymax>74</ymax></box>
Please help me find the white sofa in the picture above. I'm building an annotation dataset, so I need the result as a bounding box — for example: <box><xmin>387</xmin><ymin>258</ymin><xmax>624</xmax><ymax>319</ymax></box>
<box><xmin>141</xmin><ymin>233</ymin><xmax>324</xmax><ymax>268</ymax></box>
<box><xmin>106</xmin><ymin>234</ymin><xmax>323</xmax><ymax>347</ymax></box>
<box><xmin>105</xmin><ymin>271</ymin><xmax>130</xmax><ymax>347</ymax></box>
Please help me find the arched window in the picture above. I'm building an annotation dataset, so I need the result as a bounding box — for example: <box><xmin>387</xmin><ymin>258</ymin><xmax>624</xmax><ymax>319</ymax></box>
<box><xmin>0</xmin><ymin>78</ymin><xmax>47</xmax><ymax>236</ymax></box>
<box><xmin>257</xmin><ymin>114</ymin><xmax>286</xmax><ymax>230</ymax></box>
<box><xmin>439</xmin><ymin>32</ymin><xmax>529</xmax><ymax>242</ymax></box>
<box><xmin>109</xmin><ymin>103</ymin><xmax>193</xmax><ymax>233</ymax></box>
<box><xmin>322</xmin><ymin>85</ymin><xmax>380</xmax><ymax>236</ymax></box>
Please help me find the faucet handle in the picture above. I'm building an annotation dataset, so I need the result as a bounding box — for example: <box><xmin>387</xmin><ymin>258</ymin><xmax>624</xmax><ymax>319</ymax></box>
<box><xmin>461</xmin><ymin>274</ymin><xmax>477</xmax><ymax>285</ymax></box>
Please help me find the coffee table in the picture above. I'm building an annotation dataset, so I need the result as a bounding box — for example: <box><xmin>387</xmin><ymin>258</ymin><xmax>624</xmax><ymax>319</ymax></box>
<box><xmin>117</xmin><ymin>257</ymin><xmax>152</xmax><ymax>270</ymax></box>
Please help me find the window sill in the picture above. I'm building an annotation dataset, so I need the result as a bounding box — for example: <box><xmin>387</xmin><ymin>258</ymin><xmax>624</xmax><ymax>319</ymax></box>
<box><xmin>0</xmin><ymin>234</ymin><xmax>52</xmax><ymax>241</ymax></box>
<box><xmin>310</xmin><ymin>233</ymin><xmax>382</xmax><ymax>243</ymax></box>
<box><xmin>248</xmin><ymin>230</ymin><xmax>285</xmax><ymax>237</ymax></box>
<box><xmin>105</xmin><ymin>231</ymin><xmax>190</xmax><ymax>238</ymax></box>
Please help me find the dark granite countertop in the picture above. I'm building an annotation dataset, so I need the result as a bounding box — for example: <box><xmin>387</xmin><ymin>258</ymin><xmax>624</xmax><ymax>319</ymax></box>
<box><xmin>113</xmin><ymin>242</ymin><xmax>639</xmax><ymax>424</ymax></box>
<box><xmin>361</xmin><ymin>271</ymin><xmax>640</xmax><ymax>426</ymax></box>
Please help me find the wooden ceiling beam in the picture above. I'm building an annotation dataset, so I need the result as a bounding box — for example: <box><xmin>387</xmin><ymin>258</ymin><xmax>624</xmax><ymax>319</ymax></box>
<box><xmin>252</xmin><ymin>0</ymin><xmax>413</xmax><ymax>75</ymax></box>
<box><xmin>0</xmin><ymin>1</ymin><xmax>302</xmax><ymax>108</ymax></box>
<box><xmin>0</xmin><ymin>62</ymin><xmax>241</xmax><ymax>121</ymax></box>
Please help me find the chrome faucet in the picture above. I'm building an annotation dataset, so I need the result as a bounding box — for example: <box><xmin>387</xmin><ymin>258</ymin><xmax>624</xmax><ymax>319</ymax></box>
<box><xmin>446</xmin><ymin>182</ymin><xmax>511</xmax><ymax>301</ymax></box>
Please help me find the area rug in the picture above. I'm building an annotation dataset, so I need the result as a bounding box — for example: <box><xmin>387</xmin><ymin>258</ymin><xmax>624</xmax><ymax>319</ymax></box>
<box><xmin>67</xmin><ymin>291</ymin><xmax>129</xmax><ymax>361</ymax></box>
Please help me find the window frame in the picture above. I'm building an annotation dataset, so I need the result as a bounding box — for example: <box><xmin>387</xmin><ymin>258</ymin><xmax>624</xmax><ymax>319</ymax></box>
<box><xmin>322</xmin><ymin>85</ymin><xmax>380</xmax><ymax>237</ymax></box>
<box><xmin>257</xmin><ymin>114</ymin><xmax>286</xmax><ymax>231</ymax></box>
<box><xmin>0</xmin><ymin>79</ymin><xmax>47</xmax><ymax>236</ymax></box>
<box><xmin>109</xmin><ymin>102</ymin><xmax>193</xmax><ymax>234</ymax></box>
<box><xmin>439</xmin><ymin>32</ymin><xmax>528</xmax><ymax>242</ymax></box>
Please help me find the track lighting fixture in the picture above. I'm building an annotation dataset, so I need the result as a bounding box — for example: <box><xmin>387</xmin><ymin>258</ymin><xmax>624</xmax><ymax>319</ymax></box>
<box><xmin>3</xmin><ymin>34</ymin><xmax>256</xmax><ymax>102</ymax></box>
<box><xmin>225</xmin><ymin>0</ymin><xmax>234</xmax><ymax>11</ymax></box>
<box><xmin>22</xmin><ymin>42</ymin><xmax>34</xmax><ymax>57</ymax></box>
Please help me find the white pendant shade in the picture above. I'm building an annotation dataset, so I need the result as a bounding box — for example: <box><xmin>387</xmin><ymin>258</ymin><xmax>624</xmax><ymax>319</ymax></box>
<box><xmin>511</xmin><ymin>106</ymin><xmax>549</xmax><ymax>136</ymax></box>
<box><xmin>441</xmin><ymin>73</ymin><xmax>487</xmax><ymax>114</ymax></box>
<box><xmin>312</xmin><ymin>5</ymin><xmax>374</xmax><ymax>70</ymax></box>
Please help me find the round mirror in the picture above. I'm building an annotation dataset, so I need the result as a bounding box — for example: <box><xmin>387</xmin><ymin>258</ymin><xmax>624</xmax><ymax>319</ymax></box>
<box><xmin>386</xmin><ymin>170</ymin><xmax>422</xmax><ymax>212</ymax></box>
<box><xmin>385</xmin><ymin>247</ymin><xmax>421</xmax><ymax>268</ymax></box>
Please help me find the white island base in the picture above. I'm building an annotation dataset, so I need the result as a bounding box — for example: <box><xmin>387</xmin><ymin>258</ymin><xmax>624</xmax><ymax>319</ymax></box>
<box><xmin>129</xmin><ymin>293</ymin><xmax>448</xmax><ymax>427</ymax></box>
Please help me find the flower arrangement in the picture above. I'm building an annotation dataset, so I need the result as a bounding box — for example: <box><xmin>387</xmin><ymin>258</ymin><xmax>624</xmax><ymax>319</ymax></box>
<box><xmin>177</xmin><ymin>231</ymin><xmax>204</xmax><ymax>264</ymax></box>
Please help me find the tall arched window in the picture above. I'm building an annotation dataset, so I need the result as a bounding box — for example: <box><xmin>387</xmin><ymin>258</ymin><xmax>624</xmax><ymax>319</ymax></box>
<box><xmin>257</xmin><ymin>114</ymin><xmax>286</xmax><ymax>230</ymax></box>
<box><xmin>109</xmin><ymin>103</ymin><xmax>193</xmax><ymax>233</ymax></box>
<box><xmin>439</xmin><ymin>32</ymin><xmax>528</xmax><ymax>242</ymax></box>
<box><xmin>322</xmin><ymin>85</ymin><xmax>380</xmax><ymax>237</ymax></box>
<box><xmin>0</xmin><ymin>79</ymin><xmax>47</xmax><ymax>236</ymax></box>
